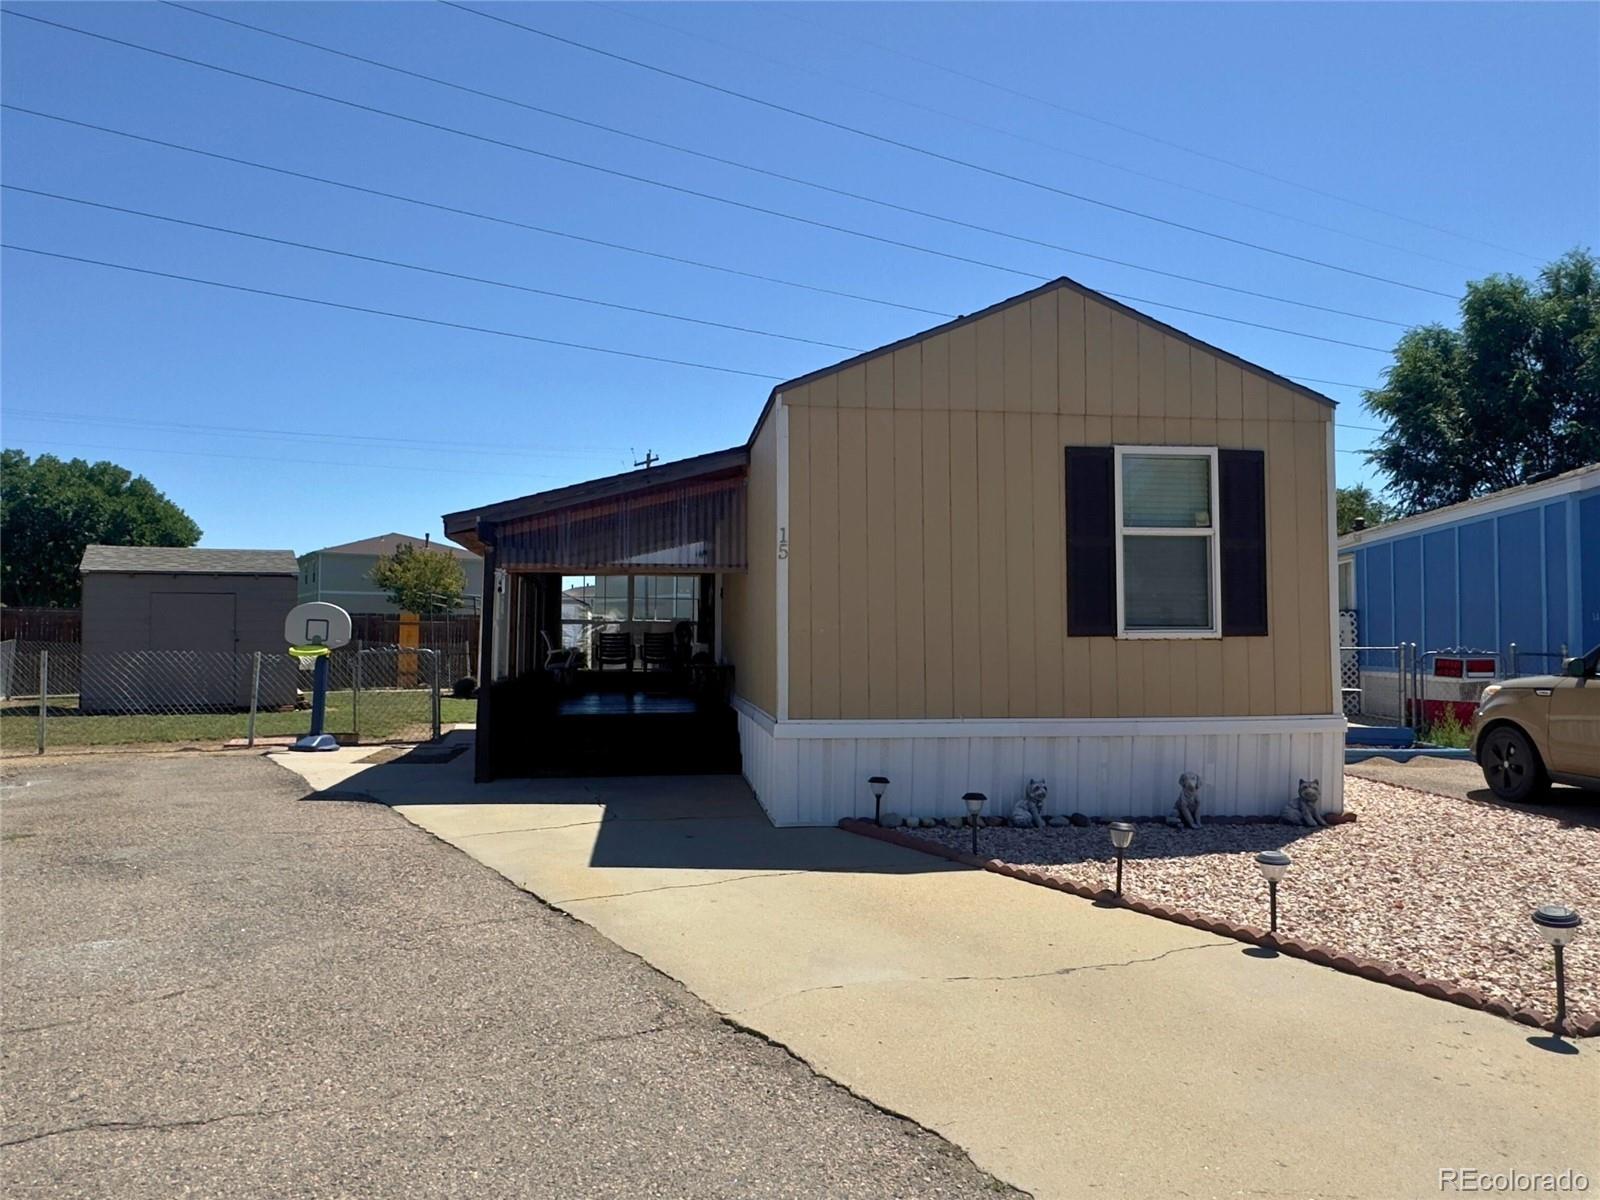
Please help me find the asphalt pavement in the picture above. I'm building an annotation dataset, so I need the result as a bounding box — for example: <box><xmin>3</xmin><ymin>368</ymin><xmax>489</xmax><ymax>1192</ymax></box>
<box><xmin>0</xmin><ymin>753</ymin><xmax>1018</xmax><ymax>1199</ymax></box>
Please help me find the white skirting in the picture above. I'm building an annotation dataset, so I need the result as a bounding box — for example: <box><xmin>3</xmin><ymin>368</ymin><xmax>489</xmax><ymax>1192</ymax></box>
<box><xmin>732</xmin><ymin>698</ymin><xmax>1346</xmax><ymax>827</ymax></box>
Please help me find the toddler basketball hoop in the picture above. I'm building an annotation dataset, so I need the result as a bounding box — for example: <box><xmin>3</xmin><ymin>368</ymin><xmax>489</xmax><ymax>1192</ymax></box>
<box><xmin>284</xmin><ymin>602</ymin><xmax>351</xmax><ymax>751</ymax></box>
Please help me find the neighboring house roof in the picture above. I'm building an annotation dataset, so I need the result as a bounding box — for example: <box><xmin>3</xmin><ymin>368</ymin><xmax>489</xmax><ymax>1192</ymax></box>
<box><xmin>80</xmin><ymin>545</ymin><xmax>299</xmax><ymax>575</ymax></box>
<box><xmin>746</xmin><ymin>275</ymin><xmax>1339</xmax><ymax>445</ymax></box>
<box><xmin>304</xmin><ymin>533</ymin><xmax>478</xmax><ymax>560</ymax></box>
<box><xmin>1338</xmin><ymin>460</ymin><xmax>1600</xmax><ymax>552</ymax></box>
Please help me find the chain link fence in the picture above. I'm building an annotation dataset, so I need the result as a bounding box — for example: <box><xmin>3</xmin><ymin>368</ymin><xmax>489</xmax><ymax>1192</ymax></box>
<box><xmin>1</xmin><ymin>641</ymin><xmax>473</xmax><ymax>756</ymax></box>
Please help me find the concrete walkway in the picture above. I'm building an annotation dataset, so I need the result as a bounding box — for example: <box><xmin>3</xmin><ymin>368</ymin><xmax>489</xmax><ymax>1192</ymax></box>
<box><xmin>271</xmin><ymin>739</ymin><xmax>1599</xmax><ymax>1200</ymax></box>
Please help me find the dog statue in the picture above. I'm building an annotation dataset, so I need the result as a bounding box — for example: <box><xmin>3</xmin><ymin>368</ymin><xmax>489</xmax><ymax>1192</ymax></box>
<box><xmin>1279</xmin><ymin>779</ymin><xmax>1326</xmax><ymax>827</ymax></box>
<box><xmin>1173</xmin><ymin>772</ymin><xmax>1203</xmax><ymax>829</ymax></box>
<box><xmin>1010</xmin><ymin>778</ymin><xmax>1049</xmax><ymax>828</ymax></box>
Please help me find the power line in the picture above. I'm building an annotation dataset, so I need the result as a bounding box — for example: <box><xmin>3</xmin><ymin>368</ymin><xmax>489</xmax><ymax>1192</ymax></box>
<box><xmin>2</xmin><ymin>106</ymin><xmax>952</xmax><ymax>320</ymax></box>
<box><xmin>440</xmin><ymin>1</ymin><xmax>1462</xmax><ymax>299</ymax></box>
<box><xmin>598</xmin><ymin>0</ymin><xmax>1483</xmax><ymax>275</ymax></box>
<box><xmin>5</xmin><ymin>107</ymin><xmax>1393</xmax><ymax>353</ymax></box>
<box><xmin>1290</xmin><ymin>375</ymin><xmax>1374</xmax><ymax>390</ymax></box>
<box><xmin>10</xmin><ymin>13</ymin><xmax>1089</xmax><ymax>290</ymax></box>
<box><xmin>3</xmin><ymin>184</ymin><xmax>866</xmax><ymax>353</ymax></box>
<box><xmin>2</xmin><ymin>243</ymin><xmax>790</xmax><ymax>380</ymax></box>
<box><xmin>769</xmin><ymin>5</ymin><xmax>1541</xmax><ymax>264</ymax></box>
<box><xmin>9</xmin><ymin>404</ymin><xmax>1388</xmax><ymax>446</ymax></box>
<box><xmin>159</xmin><ymin>0</ymin><xmax>1414</xmax><ymax>330</ymax></box>
<box><xmin>3</xmin><ymin>409</ymin><xmax>632</xmax><ymax>461</ymax></box>
<box><xmin>6</xmin><ymin>435</ymin><xmax>572</xmax><ymax>480</ymax></box>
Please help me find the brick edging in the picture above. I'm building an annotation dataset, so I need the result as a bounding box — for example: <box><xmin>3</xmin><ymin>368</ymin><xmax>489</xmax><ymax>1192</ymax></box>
<box><xmin>838</xmin><ymin>818</ymin><xmax>1598</xmax><ymax>1039</ymax></box>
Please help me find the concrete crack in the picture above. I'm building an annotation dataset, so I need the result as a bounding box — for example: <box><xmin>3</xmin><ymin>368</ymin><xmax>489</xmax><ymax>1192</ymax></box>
<box><xmin>0</xmin><ymin>1107</ymin><xmax>294</xmax><ymax>1149</ymax></box>
<box><xmin>554</xmin><ymin>870</ymin><xmax>808</xmax><ymax>905</ymax></box>
<box><xmin>943</xmin><ymin>940</ymin><xmax>1224</xmax><ymax>985</ymax></box>
<box><xmin>735</xmin><ymin>942</ymin><xmax>1224</xmax><ymax>1015</ymax></box>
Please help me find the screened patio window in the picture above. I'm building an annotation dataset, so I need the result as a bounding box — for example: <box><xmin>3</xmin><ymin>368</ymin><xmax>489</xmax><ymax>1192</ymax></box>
<box><xmin>1115</xmin><ymin>448</ymin><xmax>1220</xmax><ymax>637</ymax></box>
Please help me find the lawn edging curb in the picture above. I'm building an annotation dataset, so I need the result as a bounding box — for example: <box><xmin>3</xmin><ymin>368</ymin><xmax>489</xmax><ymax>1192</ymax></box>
<box><xmin>838</xmin><ymin>817</ymin><xmax>1598</xmax><ymax>1039</ymax></box>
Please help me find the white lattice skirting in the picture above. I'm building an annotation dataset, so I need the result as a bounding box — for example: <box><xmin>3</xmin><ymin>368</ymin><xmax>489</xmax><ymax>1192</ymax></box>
<box><xmin>733</xmin><ymin>700</ymin><xmax>1347</xmax><ymax>828</ymax></box>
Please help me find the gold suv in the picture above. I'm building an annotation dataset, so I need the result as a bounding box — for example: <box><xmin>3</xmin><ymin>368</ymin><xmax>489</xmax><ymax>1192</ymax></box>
<box><xmin>1472</xmin><ymin>643</ymin><xmax>1600</xmax><ymax>802</ymax></box>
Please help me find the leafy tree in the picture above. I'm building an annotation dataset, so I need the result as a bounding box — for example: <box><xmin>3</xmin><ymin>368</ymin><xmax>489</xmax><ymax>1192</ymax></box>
<box><xmin>370</xmin><ymin>541</ymin><xmax>466</xmax><ymax>615</ymax></box>
<box><xmin>1363</xmin><ymin>248</ymin><xmax>1600</xmax><ymax>514</ymax></box>
<box><xmin>1336</xmin><ymin>484</ymin><xmax>1392</xmax><ymax>535</ymax></box>
<box><xmin>0</xmin><ymin>450</ymin><xmax>202</xmax><ymax>607</ymax></box>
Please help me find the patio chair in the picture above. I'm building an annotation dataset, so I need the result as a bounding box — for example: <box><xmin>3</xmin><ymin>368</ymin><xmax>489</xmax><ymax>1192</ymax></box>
<box><xmin>594</xmin><ymin>631</ymin><xmax>635</xmax><ymax>671</ymax></box>
<box><xmin>640</xmin><ymin>632</ymin><xmax>676</xmax><ymax>671</ymax></box>
<box><xmin>540</xmin><ymin>631</ymin><xmax>579</xmax><ymax>684</ymax></box>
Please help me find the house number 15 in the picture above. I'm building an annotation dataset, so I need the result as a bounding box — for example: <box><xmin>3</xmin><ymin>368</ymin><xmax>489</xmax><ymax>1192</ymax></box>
<box><xmin>778</xmin><ymin>527</ymin><xmax>789</xmax><ymax>560</ymax></box>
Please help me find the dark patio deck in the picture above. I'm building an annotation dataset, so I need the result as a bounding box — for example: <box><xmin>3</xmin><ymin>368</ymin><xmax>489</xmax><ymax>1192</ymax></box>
<box><xmin>487</xmin><ymin>671</ymin><xmax>739</xmax><ymax>778</ymax></box>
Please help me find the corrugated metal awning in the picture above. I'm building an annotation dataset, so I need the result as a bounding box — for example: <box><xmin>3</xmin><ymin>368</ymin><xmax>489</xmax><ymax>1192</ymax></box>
<box><xmin>496</xmin><ymin>471</ymin><xmax>746</xmax><ymax>572</ymax></box>
<box><xmin>444</xmin><ymin>447</ymin><xmax>749</xmax><ymax>572</ymax></box>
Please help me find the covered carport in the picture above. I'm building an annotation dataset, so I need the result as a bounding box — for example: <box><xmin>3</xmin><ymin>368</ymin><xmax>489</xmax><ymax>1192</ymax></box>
<box><xmin>443</xmin><ymin>447</ymin><xmax>749</xmax><ymax>781</ymax></box>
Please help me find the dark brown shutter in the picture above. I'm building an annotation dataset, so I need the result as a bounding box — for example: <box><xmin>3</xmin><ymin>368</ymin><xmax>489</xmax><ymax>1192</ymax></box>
<box><xmin>1219</xmin><ymin>449</ymin><xmax>1268</xmax><ymax>636</ymax></box>
<box><xmin>1065</xmin><ymin>447</ymin><xmax>1115</xmax><ymax>636</ymax></box>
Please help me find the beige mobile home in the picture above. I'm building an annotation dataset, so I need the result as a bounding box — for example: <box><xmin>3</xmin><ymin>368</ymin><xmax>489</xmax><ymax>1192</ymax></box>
<box><xmin>445</xmin><ymin>278</ymin><xmax>1344</xmax><ymax>823</ymax></box>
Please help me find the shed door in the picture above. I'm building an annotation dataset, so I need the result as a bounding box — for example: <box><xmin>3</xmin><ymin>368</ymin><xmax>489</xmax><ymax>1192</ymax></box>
<box><xmin>150</xmin><ymin>592</ymin><xmax>238</xmax><ymax>706</ymax></box>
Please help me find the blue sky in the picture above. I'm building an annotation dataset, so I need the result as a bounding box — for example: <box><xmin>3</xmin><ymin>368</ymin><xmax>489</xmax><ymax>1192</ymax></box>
<box><xmin>3</xmin><ymin>1</ymin><xmax>1596</xmax><ymax>551</ymax></box>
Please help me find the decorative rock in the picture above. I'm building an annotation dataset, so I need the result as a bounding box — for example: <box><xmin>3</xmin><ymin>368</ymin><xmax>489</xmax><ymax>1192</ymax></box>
<box><xmin>1069</xmin><ymin>813</ymin><xmax>1091</xmax><ymax>827</ymax></box>
<box><xmin>919</xmin><ymin>817</ymin><xmax>936</xmax><ymax>828</ymax></box>
<box><xmin>880</xmin><ymin>812</ymin><xmax>904</xmax><ymax>829</ymax></box>
<box><xmin>1046</xmin><ymin>815</ymin><xmax>1069</xmax><ymax>828</ymax></box>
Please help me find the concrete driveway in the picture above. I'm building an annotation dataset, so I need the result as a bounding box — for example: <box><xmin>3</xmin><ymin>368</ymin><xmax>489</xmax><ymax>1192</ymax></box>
<box><xmin>273</xmin><ymin>737</ymin><xmax>1600</xmax><ymax>1200</ymax></box>
<box><xmin>1</xmin><ymin>753</ymin><xmax>1016</xmax><ymax>1199</ymax></box>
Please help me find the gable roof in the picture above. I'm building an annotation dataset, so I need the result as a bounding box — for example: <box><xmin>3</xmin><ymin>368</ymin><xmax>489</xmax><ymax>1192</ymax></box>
<box><xmin>80</xmin><ymin>545</ymin><xmax>298</xmax><ymax>576</ymax></box>
<box><xmin>306</xmin><ymin>533</ymin><xmax>477</xmax><ymax>559</ymax></box>
<box><xmin>746</xmin><ymin>275</ymin><xmax>1338</xmax><ymax>444</ymax></box>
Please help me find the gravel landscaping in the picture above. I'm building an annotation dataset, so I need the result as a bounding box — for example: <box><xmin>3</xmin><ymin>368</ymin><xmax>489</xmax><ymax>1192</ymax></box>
<box><xmin>908</xmin><ymin>776</ymin><xmax>1600</xmax><ymax>1020</ymax></box>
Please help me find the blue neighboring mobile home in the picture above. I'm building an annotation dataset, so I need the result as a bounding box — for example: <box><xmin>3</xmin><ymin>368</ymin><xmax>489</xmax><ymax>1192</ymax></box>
<box><xmin>1338</xmin><ymin>462</ymin><xmax>1600</xmax><ymax>693</ymax></box>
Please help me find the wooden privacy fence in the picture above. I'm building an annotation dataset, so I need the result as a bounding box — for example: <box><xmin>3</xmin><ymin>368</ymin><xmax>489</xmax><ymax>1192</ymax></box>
<box><xmin>2</xmin><ymin>608</ymin><xmax>81</xmax><ymax>643</ymax></box>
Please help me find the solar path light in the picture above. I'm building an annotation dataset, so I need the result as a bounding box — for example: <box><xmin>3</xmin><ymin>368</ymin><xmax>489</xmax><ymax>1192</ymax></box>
<box><xmin>1107</xmin><ymin>821</ymin><xmax>1136</xmax><ymax>898</ymax></box>
<box><xmin>868</xmin><ymin>776</ymin><xmax>889</xmax><ymax>826</ymax></box>
<box><xmin>1254</xmin><ymin>850</ymin><xmax>1291</xmax><ymax>933</ymax></box>
<box><xmin>963</xmin><ymin>792</ymin><xmax>987</xmax><ymax>855</ymax></box>
<box><xmin>1532</xmin><ymin>904</ymin><xmax>1582</xmax><ymax>1036</ymax></box>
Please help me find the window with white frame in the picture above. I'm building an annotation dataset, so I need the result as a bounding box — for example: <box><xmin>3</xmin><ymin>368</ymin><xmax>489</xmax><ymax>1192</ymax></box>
<box><xmin>1115</xmin><ymin>446</ymin><xmax>1220</xmax><ymax>637</ymax></box>
<box><xmin>1337</xmin><ymin>558</ymin><xmax>1356</xmax><ymax>611</ymax></box>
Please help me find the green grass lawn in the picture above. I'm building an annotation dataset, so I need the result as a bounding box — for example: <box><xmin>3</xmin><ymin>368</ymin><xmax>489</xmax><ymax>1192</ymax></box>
<box><xmin>2</xmin><ymin>690</ymin><xmax>476</xmax><ymax>752</ymax></box>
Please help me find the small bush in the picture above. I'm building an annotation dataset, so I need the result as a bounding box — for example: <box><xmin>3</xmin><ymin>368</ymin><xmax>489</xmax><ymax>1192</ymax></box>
<box><xmin>452</xmin><ymin>676</ymin><xmax>478</xmax><ymax>700</ymax></box>
<box><xmin>1420</xmin><ymin>706</ymin><xmax>1472</xmax><ymax>748</ymax></box>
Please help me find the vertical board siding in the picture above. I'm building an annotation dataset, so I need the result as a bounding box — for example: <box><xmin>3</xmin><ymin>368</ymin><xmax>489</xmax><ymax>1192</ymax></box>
<box><xmin>808</xmin><ymin>389</ymin><xmax>841</xmax><ymax>719</ymax></box>
<box><xmin>737</xmin><ymin>721</ymin><xmax>1345</xmax><ymax>827</ymax></box>
<box><xmin>776</xmin><ymin>284</ymin><xmax>1336</xmax><ymax>724</ymax></box>
<box><xmin>724</xmin><ymin>411</ymin><xmax>779</xmax><ymax>716</ymax></box>
<box><xmin>787</xmin><ymin>405</ymin><xmax>812</xmax><ymax>720</ymax></box>
<box><xmin>1347</xmin><ymin>487</ymin><xmax>1595</xmax><ymax>686</ymax></box>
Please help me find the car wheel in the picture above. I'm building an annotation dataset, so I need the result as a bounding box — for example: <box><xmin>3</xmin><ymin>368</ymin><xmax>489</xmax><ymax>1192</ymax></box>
<box><xmin>1478</xmin><ymin>725</ymin><xmax>1550</xmax><ymax>803</ymax></box>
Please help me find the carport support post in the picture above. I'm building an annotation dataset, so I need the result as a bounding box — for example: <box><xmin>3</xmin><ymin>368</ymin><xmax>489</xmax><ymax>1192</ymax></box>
<box><xmin>247</xmin><ymin>651</ymin><xmax>261</xmax><ymax>747</ymax></box>
<box><xmin>429</xmin><ymin>649</ymin><xmax>441</xmax><ymax>741</ymax></box>
<box><xmin>473</xmin><ymin>525</ymin><xmax>497</xmax><ymax>783</ymax></box>
<box><xmin>36</xmin><ymin>649</ymin><xmax>47</xmax><ymax>754</ymax></box>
